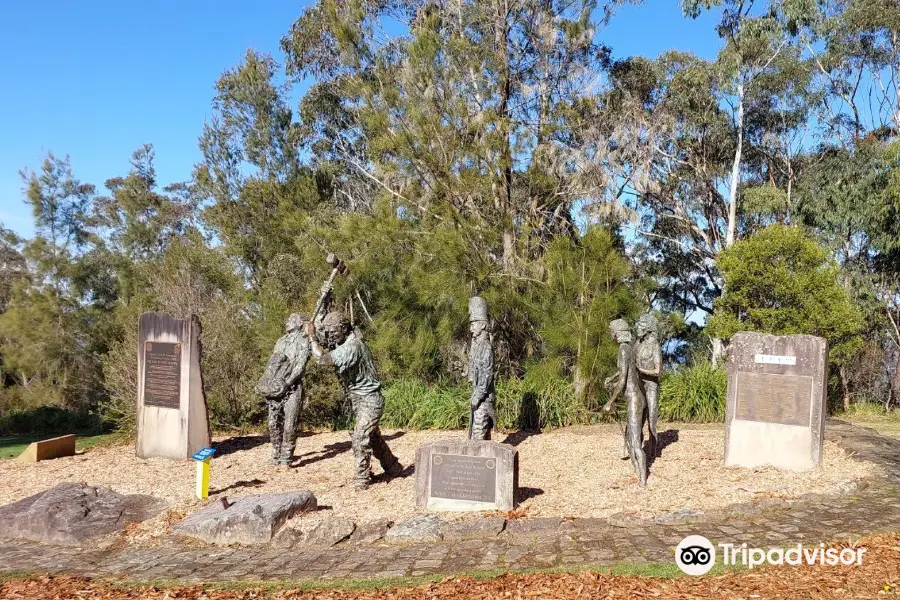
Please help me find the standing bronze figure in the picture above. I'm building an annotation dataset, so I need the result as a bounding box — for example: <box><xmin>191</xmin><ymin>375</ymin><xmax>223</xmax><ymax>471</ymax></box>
<box><xmin>636</xmin><ymin>313</ymin><xmax>663</xmax><ymax>458</ymax></box>
<box><xmin>306</xmin><ymin>284</ymin><xmax>403</xmax><ymax>488</ymax></box>
<box><xmin>256</xmin><ymin>313</ymin><xmax>312</xmax><ymax>466</ymax></box>
<box><xmin>603</xmin><ymin>319</ymin><xmax>648</xmax><ymax>485</ymax></box>
<box><xmin>467</xmin><ymin>296</ymin><xmax>495</xmax><ymax>440</ymax></box>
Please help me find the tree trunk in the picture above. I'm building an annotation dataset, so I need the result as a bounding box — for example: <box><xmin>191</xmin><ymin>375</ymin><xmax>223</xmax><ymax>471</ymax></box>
<box><xmin>891</xmin><ymin>351</ymin><xmax>900</xmax><ymax>411</ymax></box>
<box><xmin>494</xmin><ymin>0</ymin><xmax>514</xmax><ymax>268</ymax></box>
<box><xmin>573</xmin><ymin>364</ymin><xmax>589</xmax><ymax>404</ymax></box>
<box><xmin>839</xmin><ymin>365</ymin><xmax>851</xmax><ymax>414</ymax></box>
<box><xmin>726</xmin><ymin>81</ymin><xmax>744</xmax><ymax>248</ymax></box>
<box><xmin>711</xmin><ymin>337</ymin><xmax>725</xmax><ymax>368</ymax></box>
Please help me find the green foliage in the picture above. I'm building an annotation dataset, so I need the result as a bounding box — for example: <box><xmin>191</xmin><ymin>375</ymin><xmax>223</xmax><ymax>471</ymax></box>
<box><xmin>382</xmin><ymin>371</ymin><xmax>594</xmax><ymax>432</ymax></box>
<box><xmin>708</xmin><ymin>224</ymin><xmax>865</xmax><ymax>364</ymax></box>
<box><xmin>0</xmin><ymin>406</ymin><xmax>108</xmax><ymax>436</ymax></box>
<box><xmin>659</xmin><ymin>362</ymin><xmax>728</xmax><ymax>422</ymax></box>
<box><xmin>7</xmin><ymin>0</ymin><xmax>900</xmax><ymax>436</ymax></box>
<box><xmin>533</xmin><ymin>227</ymin><xmax>639</xmax><ymax>402</ymax></box>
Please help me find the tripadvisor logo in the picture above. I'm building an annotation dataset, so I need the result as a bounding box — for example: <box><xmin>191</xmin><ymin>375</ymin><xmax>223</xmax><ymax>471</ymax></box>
<box><xmin>675</xmin><ymin>535</ymin><xmax>716</xmax><ymax>575</ymax></box>
<box><xmin>675</xmin><ymin>535</ymin><xmax>867</xmax><ymax>575</ymax></box>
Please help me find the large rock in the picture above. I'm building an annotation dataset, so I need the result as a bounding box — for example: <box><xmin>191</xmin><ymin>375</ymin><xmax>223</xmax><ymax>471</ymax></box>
<box><xmin>384</xmin><ymin>515</ymin><xmax>443</xmax><ymax>543</ymax></box>
<box><xmin>350</xmin><ymin>519</ymin><xmax>393</xmax><ymax>544</ymax></box>
<box><xmin>304</xmin><ymin>517</ymin><xmax>355</xmax><ymax>547</ymax></box>
<box><xmin>174</xmin><ymin>491</ymin><xmax>316</xmax><ymax>545</ymax></box>
<box><xmin>0</xmin><ymin>482</ymin><xmax>166</xmax><ymax>545</ymax></box>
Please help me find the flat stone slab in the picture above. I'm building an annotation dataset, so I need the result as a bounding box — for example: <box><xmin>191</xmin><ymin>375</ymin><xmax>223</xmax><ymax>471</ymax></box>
<box><xmin>384</xmin><ymin>515</ymin><xmax>443</xmax><ymax>543</ymax></box>
<box><xmin>504</xmin><ymin>517</ymin><xmax>563</xmax><ymax>536</ymax></box>
<box><xmin>440</xmin><ymin>517</ymin><xmax>506</xmax><ymax>540</ymax></box>
<box><xmin>174</xmin><ymin>491</ymin><xmax>316</xmax><ymax>545</ymax></box>
<box><xmin>0</xmin><ymin>482</ymin><xmax>166</xmax><ymax>546</ymax></box>
<box><xmin>16</xmin><ymin>434</ymin><xmax>76</xmax><ymax>462</ymax></box>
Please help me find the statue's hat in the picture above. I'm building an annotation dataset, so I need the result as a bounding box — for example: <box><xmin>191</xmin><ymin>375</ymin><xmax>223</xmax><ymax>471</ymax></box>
<box><xmin>469</xmin><ymin>296</ymin><xmax>489</xmax><ymax>322</ymax></box>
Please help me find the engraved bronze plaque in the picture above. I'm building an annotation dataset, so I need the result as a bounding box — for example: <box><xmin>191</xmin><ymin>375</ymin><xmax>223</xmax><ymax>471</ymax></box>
<box><xmin>430</xmin><ymin>453</ymin><xmax>496</xmax><ymax>503</ymax></box>
<box><xmin>734</xmin><ymin>371</ymin><xmax>811</xmax><ymax>427</ymax></box>
<box><xmin>143</xmin><ymin>341</ymin><xmax>182</xmax><ymax>409</ymax></box>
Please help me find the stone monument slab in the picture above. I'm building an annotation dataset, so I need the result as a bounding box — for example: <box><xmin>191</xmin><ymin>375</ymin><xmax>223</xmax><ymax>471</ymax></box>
<box><xmin>724</xmin><ymin>332</ymin><xmax>828</xmax><ymax>470</ymax></box>
<box><xmin>415</xmin><ymin>440</ymin><xmax>517</xmax><ymax>511</ymax></box>
<box><xmin>136</xmin><ymin>312</ymin><xmax>210</xmax><ymax>460</ymax></box>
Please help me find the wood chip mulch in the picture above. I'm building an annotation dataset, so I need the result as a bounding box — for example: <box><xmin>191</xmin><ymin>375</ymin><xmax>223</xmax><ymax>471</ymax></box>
<box><xmin>3</xmin><ymin>532</ymin><xmax>898</xmax><ymax>599</ymax></box>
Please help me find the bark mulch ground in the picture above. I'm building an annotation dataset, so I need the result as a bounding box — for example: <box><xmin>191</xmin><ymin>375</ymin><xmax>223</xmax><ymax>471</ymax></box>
<box><xmin>2</xmin><ymin>532</ymin><xmax>898</xmax><ymax>600</ymax></box>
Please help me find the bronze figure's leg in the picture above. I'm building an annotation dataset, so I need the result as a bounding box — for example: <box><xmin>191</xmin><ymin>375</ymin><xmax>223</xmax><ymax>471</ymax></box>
<box><xmin>267</xmin><ymin>398</ymin><xmax>284</xmax><ymax>464</ymax></box>
<box><xmin>627</xmin><ymin>396</ymin><xmax>648</xmax><ymax>485</ymax></box>
<box><xmin>351</xmin><ymin>392</ymin><xmax>399</xmax><ymax>486</ymax></box>
<box><xmin>365</xmin><ymin>392</ymin><xmax>402</xmax><ymax>476</ymax></box>
<box><xmin>471</xmin><ymin>401</ymin><xmax>493</xmax><ymax>440</ymax></box>
<box><xmin>645</xmin><ymin>379</ymin><xmax>659</xmax><ymax>458</ymax></box>
<box><xmin>280</xmin><ymin>387</ymin><xmax>303</xmax><ymax>465</ymax></box>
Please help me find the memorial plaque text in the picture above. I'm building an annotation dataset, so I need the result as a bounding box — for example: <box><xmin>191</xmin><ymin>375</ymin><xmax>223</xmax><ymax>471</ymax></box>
<box><xmin>143</xmin><ymin>341</ymin><xmax>182</xmax><ymax>409</ymax></box>
<box><xmin>430</xmin><ymin>453</ymin><xmax>496</xmax><ymax>503</ymax></box>
<box><xmin>735</xmin><ymin>371</ymin><xmax>811</xmax><ymax>427</ymax></box>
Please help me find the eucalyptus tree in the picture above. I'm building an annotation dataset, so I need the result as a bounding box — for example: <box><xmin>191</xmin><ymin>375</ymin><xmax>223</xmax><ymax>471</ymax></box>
<box><xmin>282</xmin><ymin>0</ymin><xmax>617</xmax><ymax>270</ymax></box>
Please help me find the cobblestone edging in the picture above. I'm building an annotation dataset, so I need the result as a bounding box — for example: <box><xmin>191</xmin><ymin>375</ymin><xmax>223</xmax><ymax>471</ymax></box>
<box><xmin>1</xmin><ymin>420</ymin><xmax>898</xmax><ymax>583</ymax></box>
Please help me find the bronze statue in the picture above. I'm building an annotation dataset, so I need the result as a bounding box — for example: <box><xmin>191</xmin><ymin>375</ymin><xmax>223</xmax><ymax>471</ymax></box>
<box><xmin>603</xmin><ymin>319</ymin><xmax>648</xmax><ymax>485</ymax></box>
<box><xmin>636</xmin><ymin>313</ymin><xmax>663</xmax><ymax>458</ymax></box>
<box><xmin>256</xmin><ymin>313</ymin><xmax>311</xmax><ymax>466</ymax></box>
<box><xmin>305</xmin><ymin>284</ymin><xmax>402</xmax><ymax>488</ymax></box>
<box><xmin>466</xmin><ymin>297</ymin><xmax>495</xmax><ymax>440</ymax></box>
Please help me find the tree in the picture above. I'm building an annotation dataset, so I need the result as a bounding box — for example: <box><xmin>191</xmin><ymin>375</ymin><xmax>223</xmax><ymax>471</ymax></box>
<box><xmin>707</xmin><ymin>224</ymin><xmax>864</xmax><ymax>409</ymax></box>
<box><xmin>534</xmin><ymin>226</ymin><xmax>638</xmax><ymax>402</ymax></box>
<box><xmin>0</xmin><ymin>155</ymin><xmax>112</xmax><ymax>411</ymax></box>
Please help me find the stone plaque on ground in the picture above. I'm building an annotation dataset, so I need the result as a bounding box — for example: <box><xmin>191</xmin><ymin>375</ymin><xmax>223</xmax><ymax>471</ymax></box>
<box><xmin>724</xmin><ymin>332</ymin><xmax>827</xmax><ymax>470</ymax></box>
<box><xmin>136</xmin><ymin>312</ymin><xmax>210</xmax><ymax>460</ymax></box>
<box><xmin>415</xmin><ymin>440</ymin><xmax>517</xmax><ymax>511</ymax></box>
<box><xmin>16</xmin><ymin>434</ymin><xmax>76</xmax><ymax>462</ymax></box>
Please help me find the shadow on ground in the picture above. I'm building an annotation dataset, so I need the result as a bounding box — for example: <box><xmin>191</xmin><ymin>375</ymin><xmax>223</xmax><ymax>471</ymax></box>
<box><xmin>648</xmin><ymin>429</ymin><xmax>679</xmax><ymax>468</ymax></box>
<box><xmin>294</xmin><ymin>431</ymin><xmax>407</xmax><ymax>468</ymax></box>
<box><xmin>501</xmin><ymin>429</ymin><xmax>541</xmax><ymax>447</ymax></box>
<box><xmin>212</xmin><ymin>435</ymin><xmax>270</xmax><ymax>457</ymax></box>
<box><xmin>209</xmin><ymin>478</ymin><xmax>266</xmax><ymax>495</ymax></box>
<box><xmin>517</xmin><ymin>486</ymin><xmax>545</xmax><ymax>502</ymax></box>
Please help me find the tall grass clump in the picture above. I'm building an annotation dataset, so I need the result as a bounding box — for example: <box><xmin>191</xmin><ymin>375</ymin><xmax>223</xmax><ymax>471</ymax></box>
<box><xmin>659</xmin><ymin>362</ymin><xmax>727</xmax><ymax>422</ymax></box>
<box><xmin>382</xmin><ymin>371</ymin><xmax>593</xmax><ymax>431</ymax></box>
<box><xmin>382</xmin><ymin>379</ymin><xmax>469</xmax><ymax>429</ymax></box>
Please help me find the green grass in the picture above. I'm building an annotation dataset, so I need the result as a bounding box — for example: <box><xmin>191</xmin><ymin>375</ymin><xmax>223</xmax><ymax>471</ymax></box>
<box><xmin>0</xmin><ymin>558</ymin><xmax>741</xmax><ymax>594</ymax></box>
<box><xmin>3</xmin><ymin>559</ymin><xmax>740</xmax><ymax>595</ymax></box>
<box><xmin>835</xmin><ymin>403</ymin><xmax>900</xmax><ymax>440</ymax></box>
<box><xmin>0</xmin><ymin>431</ymin><xmax>127</xmax><ymax>459</ymax></box>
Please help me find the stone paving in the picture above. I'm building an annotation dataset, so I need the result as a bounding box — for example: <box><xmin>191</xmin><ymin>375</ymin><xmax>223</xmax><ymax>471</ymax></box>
<box><xmin>1</xmin><ymin>420</ymin><xmax>899</xmax><ymax>583</ymax></box>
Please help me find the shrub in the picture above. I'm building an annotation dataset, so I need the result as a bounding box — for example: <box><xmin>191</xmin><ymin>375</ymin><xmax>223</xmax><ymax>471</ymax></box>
<box><xmin>659</xmin><ymin>362</ymin><xmax>727</xmax><ymax>422</ymax></box>
<box><xmin>0</xmin><ymin>406</ymin><xmax>108</xmax><ymax>436</ymax></box>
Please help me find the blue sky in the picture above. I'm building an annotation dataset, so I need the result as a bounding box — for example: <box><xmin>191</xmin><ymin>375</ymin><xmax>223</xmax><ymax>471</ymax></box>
<box><xmin>0</xmin><ymin>0</ymin><xmax>721</xmax><ymax>238</ymax></box>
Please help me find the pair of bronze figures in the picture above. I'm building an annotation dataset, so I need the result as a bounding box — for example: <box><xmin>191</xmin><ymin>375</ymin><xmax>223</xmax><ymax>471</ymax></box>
<box><xmin>255</xmin><ymin>282</ymin><xmax>402</xmax><ymax>488</ymax></box>
<box><xmin>603</xmin><ymin>314</ymin><xmax>663</xmax><ymax>485</ymax></box>
<box><xmin>256</xmin><ymin>289</ymin><xmax>496</xmax><ymax>489</ymax></box>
